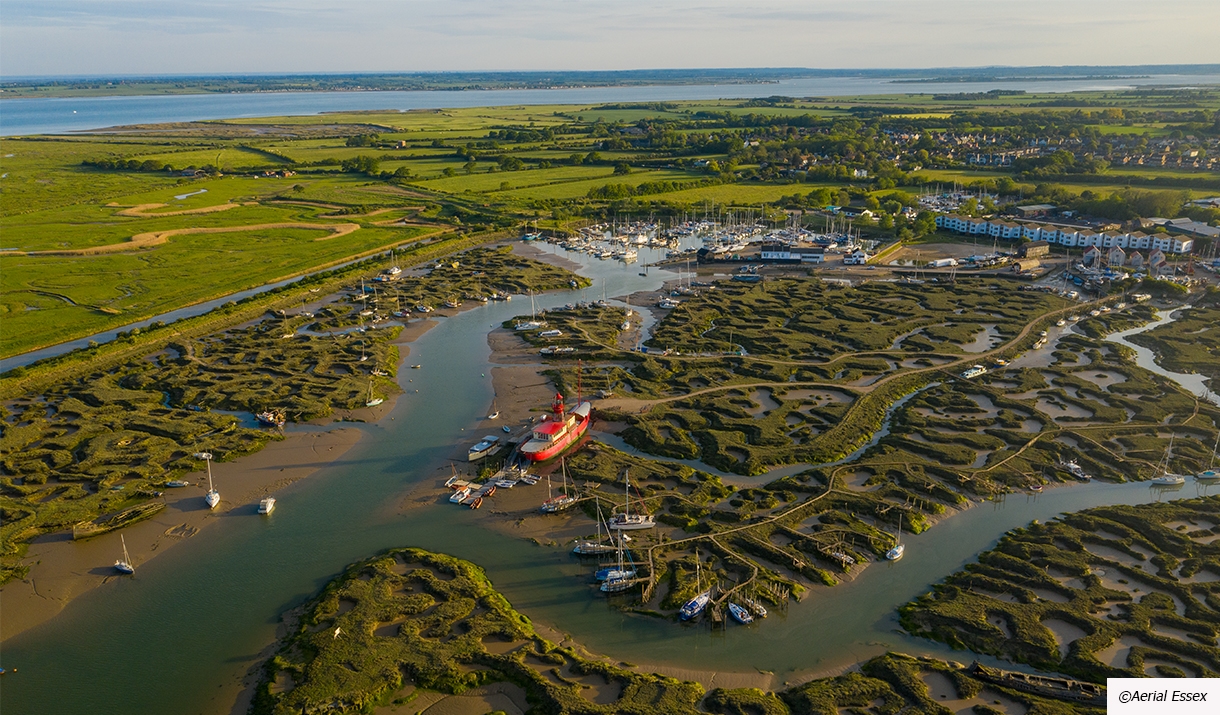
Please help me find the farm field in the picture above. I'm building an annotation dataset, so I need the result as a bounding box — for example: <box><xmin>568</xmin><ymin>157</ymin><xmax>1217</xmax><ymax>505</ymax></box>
<box><xmin>4</xmin><ymin>87</ymin><xmax>1220</xmax><ymax>361</ymax></box>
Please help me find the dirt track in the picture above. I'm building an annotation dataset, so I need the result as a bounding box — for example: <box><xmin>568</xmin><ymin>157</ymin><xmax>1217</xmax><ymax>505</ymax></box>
<box><xmin>11</xmin><ymin>222</ymin><xmax>361</xmax><ymax>256</ymax></box>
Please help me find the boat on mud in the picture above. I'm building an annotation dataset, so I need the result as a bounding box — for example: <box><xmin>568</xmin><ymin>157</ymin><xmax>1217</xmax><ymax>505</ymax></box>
<box><xmin>256</xmin><ymin>410</ymin><xmax>286</xmax><ymax>427</ymax></box>
<box><xmin>521</xmin><ymin>393</ymin><xmax>591</xmax><ymax>462</ymax></box>
<box><xmin>540</xmin><ymin>459</ymin><xmax>578</xmax><ymax>513</ymax></box>
<box><xmin>467</xmin><ymin>435</ymin><xmax>500</xmax><ymax>462</ymax></box>
<box><xmin>114</xmin><ymin>535</ymin><xmax>135</xmax><ymax>574</ymax></box>
<box><xmin>608</xmin><ymin>469</ymin><xmax>655</xmax><ymax>530</ymax></box>
<box><xmin>258</xmin><ymin>497</ymin><xmax>276</xmax><ymax>515</ymax></box>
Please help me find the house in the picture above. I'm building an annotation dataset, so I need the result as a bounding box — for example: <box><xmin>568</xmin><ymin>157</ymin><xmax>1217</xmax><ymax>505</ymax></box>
<box><xmin>1128</xmin><ymin>251</ymin><xmax>1145</xmax><ymax>270</ymax></box>
<box><xmin>1107</xmin><ymin>246</ymin><xmax>1127</xmax><ymax>267</ymax></box>
<box><xmin>797</xmin><ymin>249</ymin><xmax>825</xmax><ymax>264</ymax></box>
<box><xmin>1018</xmin><ymin>241</ymin><xmax>1050</xmax><ymax>259</ymax></box>
<box><xmin>1082</xmin><ymin>245</ymin><xmax>1103</xmax><ymax>266</ymax></box>
<box><xmin>844</xmin><ymin>249</ymin><xmax>871</xmax><ymax>265</ymax></box>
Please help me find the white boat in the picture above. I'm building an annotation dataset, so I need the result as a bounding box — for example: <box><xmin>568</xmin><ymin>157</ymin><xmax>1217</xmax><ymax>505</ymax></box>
<box><xmin>166</xmin><ymin>479</ymin><xmax>191</xmax><ymax>488</ymax></box>
<box><xmin>886</xmin><ymin>514</ymin><xmax>905</xmax><ymax>561</ymax></box>
<box><xmin>258</xmin><ymin>497</ymin><xmax>276</xmax><ymax>514</ymax></box>
<box><xmin>467</xmin><ymin>435</ymin><xmax>500</xmax><ymax>462</ymax></box>
<box><xmin>488</xmin><ymin>402</ymin><xmax>500</xmax><ymax>420</ymax></box>
<box><xmin>1060</xmin><ymin>459</ymin><xmax>1090</xmax><ymax>481</ymax></box>
<box><xmin>596</xmin><ymin>533</ymin><xmax>636</xmax><ymax>583</ymax></box>
<box><xmin>1056</xmin><ymin>319</ymin><xmax>1067</xmax><ymax>327</ymax></box>
<box><xmin>450</xmin><ymin>486</ymin><xmax>472</xmax><ymax>503</ymax></box>
<box><xmin>742</xmin><ymin>595</ymin><xmax>768</xmax><ymax>618</ymax></box>
<box><xmin>1151</xmin><ymin>434</ymin><xmax>1187</xmax><ymax>486</ymax></box>
<box><xmin>609</xmin><ymin>469</ymin><xmax>655</xmax><ymax>530</ymax></box>
<box><xmin>1197</xmin><ymin>433</ymin><xmax>1219</xmax><ymax>481</ymax></box>
<box><xmin>114</xmin><ymin>534</ymin><xmax>135</xmax><ymax>574</ymax></box>
<box><xmin>365</xmin><ymin>381</ymin><xmax>383</xmax><ymax>407</ymax></box>
<box><xmin>573</xmin><ymin>496</ymin><xmax>617</xmax><ymax>556</ymax></box>
<box><xmin>540</xmin><ymin>459</ymin><xmax>578</xmax><ymax>513</ymax></box>
<box><xmin>204</xmin><ymin>456</ymin><xmax>220</xmax><ymax>509</ymax></box>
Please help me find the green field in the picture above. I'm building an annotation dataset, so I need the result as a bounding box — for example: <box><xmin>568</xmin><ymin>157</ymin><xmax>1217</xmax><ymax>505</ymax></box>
<box><xmin>4</xmin><ymin>89</ymin><xmax>1218</xmax><ymax>359</ymax></box>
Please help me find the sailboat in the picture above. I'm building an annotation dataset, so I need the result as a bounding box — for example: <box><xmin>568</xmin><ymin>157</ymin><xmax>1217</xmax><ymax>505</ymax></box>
<box><xmin>886</xmin><ymin>513</ymin><xmax>905</xmax><ymax>561</ymax></box>
<box><xmin>573</xmin><ymin>495</ymin><xmax>617</xmax><ymax>555</ymax></box>
<box><xmin>596</xmin><ymin>533</ymin><xmax>636</xmax><ymax>583</ymax></box>
<box><xmin>679</xmin><ymin>550</ymin><xmax>712</xmax><ymax>621</ymax></box>
<box><xmin>365</xmin><ymin>380</ymin><xmax>384</xmax><ymax>407</ymax></box>
<box><xmin>728</xmin><ymin>602</ymin><xmax>754</xmax><ymax>624</ymax></box>
<box><xmin>114</xmin><ymin>534</ymin><xmax>135</xmax><ymax>574</ymax></box>
<box><xmin>488</xmin><ymin>401</ymin><xmax>500</xmax><ymax>420</ymax></box>
<box><xmin>609</xmin><ymin>470</ymin><xmax>654</xmax><ymax>530</ymax></box>
<box><xmin>741</xmin><ymin>588</ymin><xmax>768</xmax><ymax>618</ymax></box>
<box><xmin>540</xmin><ymin>459</ymin><xmax>578</xmax><ymax>513</ymax></box>
<box><xmin>1151</xmin><ymin>434</ymin><xmax>1187</xmax><ymax>486</ymax></box>
<box><xmin>514</xmin><ymin>291</ymin><xmax>545</xmax><ymax>331</ymax></box>
<box><xmin>204</xmin><ymin>455</ymin><xmax>220</xmax><ymax>509</ymax></box>
<box><xmin>1197</xmin><ymin>432</ymin><xmax>1219</xmax><ymax>481</ymax></box>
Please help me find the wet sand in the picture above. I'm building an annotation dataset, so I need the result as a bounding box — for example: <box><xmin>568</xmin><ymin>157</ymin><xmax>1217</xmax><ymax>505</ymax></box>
<box><xmin>2</xmin><ymin>427</ymin><xmax>363</xmax><ymax>642</ymax></box>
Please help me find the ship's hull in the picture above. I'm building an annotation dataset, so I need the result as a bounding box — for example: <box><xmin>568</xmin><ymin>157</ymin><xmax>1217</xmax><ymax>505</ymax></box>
<box><xmin>522</xmin><ymin>414</ymin><xmax>590</xmax><ymax>462</ymax></box>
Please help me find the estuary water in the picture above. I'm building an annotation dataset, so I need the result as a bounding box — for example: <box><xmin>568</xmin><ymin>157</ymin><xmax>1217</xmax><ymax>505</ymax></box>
<box><xmin>0</xmin><ymin>249</ymin><xmax>1208</xmax><ymax>715</ymax></box>
<box><xmin>6</xmin><ymin>73</ymin><xmax>1220</xmax><ymax>136</ymax></box>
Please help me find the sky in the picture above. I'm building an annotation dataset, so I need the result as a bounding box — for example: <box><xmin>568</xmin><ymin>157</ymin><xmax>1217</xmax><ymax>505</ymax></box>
<box><xmin>2</xmin><ymin>0</ymin><xmax>1219</xmax><ymax>77</ymax></box>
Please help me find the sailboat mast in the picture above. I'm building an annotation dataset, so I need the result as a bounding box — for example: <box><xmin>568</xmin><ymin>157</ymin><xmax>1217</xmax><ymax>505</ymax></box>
<box><xmin>624</xmin><ymin>469</ymin><xmax>630</xmax><ymax>520</ymax></box>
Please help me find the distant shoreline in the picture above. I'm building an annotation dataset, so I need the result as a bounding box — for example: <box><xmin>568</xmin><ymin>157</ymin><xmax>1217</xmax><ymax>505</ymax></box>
<box><xmin>4</xmin><ymin>65</ymin><xmax>1219</xmax><ymax>100</ymax></box>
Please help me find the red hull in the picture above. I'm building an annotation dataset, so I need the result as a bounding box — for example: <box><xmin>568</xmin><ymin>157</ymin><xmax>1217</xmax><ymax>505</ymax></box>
<box><xmin>523</xmin><ymin>414</ymin><xmax>590</xmax><ymax>462</ymax></box>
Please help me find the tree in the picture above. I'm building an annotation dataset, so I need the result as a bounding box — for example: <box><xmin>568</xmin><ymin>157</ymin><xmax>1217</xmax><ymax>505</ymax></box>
<box><xmin>341</xmin><ymin>155</ymin><xmax>380</xmax><ymax>175</ymax></box>
<box><xmin>613</xmin><ymin>162</ymin><xmax>632</xmax><ymax>175</ymax></box>
<box><xmin>442</xmin><ymin>167</ymin><xmax>456</xmax><ymax>177</ymax></box>
<box><xmin>464</xmin><ymin>161</ymin><xmax>476</xmax><ymax>174</ymax></box>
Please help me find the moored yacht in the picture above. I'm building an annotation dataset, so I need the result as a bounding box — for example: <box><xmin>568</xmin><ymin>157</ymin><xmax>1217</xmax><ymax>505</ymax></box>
<box><xmin>886</xmin><ymin>514</ymin><xmax>905</xmax><ymax>561</ymax></box>
<box><xmin>608</xmin><ymin>469</ymin><xmax>655</xmax><ymax>530</ymax></box>
<box><xmin>467</xmin><ymin>435</ymin><xmax>500</xmax><ymax>462</ymax></box>
<box><xmin>114</xmin><ymin>534</ymin><xmax>135</xmax><ymax>574</ymax></box>
<box><xmin>258</xmin><ymin>497</ymin><xmax>276</xmax><ymax>514</ymax></box>
<box><xmin>1197</xmin><ymin>433</ymin><xmax>1219</xmax><ymax>481</ymax></box>
<box><xmin>204</xmin><ymin>455</ymin><xmax>220</xmax><ymax>509</ymax></box>
<box><xmin>1151</xmin><ymin>434</ymin><xmax>1187</xmax><ymax>486</ymax></box>
<box><xmin>728</xmin><ymin>602</ymin><xmax>753</xmax><ymax>624</ymax></box>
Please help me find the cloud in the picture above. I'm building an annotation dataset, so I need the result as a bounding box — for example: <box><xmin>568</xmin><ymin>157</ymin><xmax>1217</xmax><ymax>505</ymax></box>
<box><xmin>2</xmin><ymin>0</ymin><xmax>1218</xmax><ymax>76</ymax></box>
